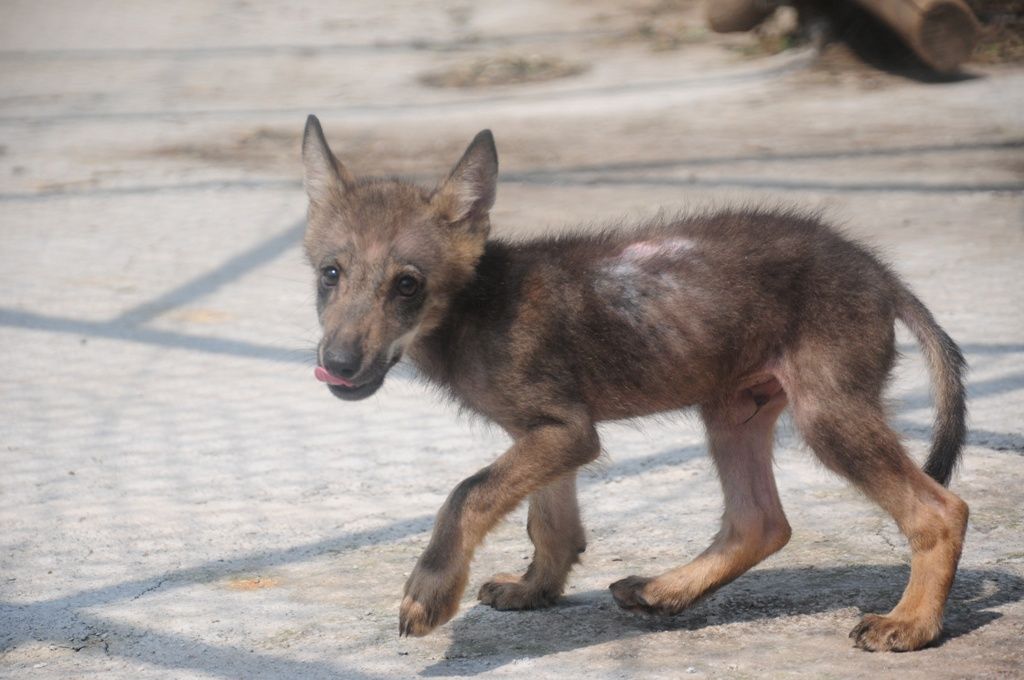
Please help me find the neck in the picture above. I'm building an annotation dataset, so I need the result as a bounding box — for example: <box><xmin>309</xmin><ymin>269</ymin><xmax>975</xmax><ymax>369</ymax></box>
<box><xmin>406</xmin><ymin>240</ymin><xmax>512</xmax><ymax>388</ymax></box>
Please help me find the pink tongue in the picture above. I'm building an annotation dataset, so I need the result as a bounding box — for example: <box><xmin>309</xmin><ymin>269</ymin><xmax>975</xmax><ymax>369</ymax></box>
<box><xmin>315</xmin><ymin>366</ymin><xmax>353</xmax><ymax>387</ymax></box>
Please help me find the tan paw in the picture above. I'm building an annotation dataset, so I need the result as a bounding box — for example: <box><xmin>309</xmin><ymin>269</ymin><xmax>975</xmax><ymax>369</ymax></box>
<box><xmin>609</xmin><ymin>575</ymin><xmax>692</xmax><ymax>616</ymax></box>
<box><xmin>478</xmin><ymin>572</ymin><xmax>561</xmax><ymax>610</ymax></box>
<box><xmin>609</xmin><ymin>575</ymin><xmax>656</xmax><ymax>613</ymax></box>
<box><xmin>398</xmin><ymin>566</ymin><xmax>465</xmax><ymax>637</ymax></box>
<box><xmin>849</xmin><ymin>613</ymin><xmax>941</xmax><ymax>652</ymax></box>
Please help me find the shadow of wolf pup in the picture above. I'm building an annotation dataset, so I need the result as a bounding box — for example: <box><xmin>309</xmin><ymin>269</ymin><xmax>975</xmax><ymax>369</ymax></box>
<box><xmin>300</xmin><ymin>115</ymin><xmax>968</xmax><ymax>652</ymax></box>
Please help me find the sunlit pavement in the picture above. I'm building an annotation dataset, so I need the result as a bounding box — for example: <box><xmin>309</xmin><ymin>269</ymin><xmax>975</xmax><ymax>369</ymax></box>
<box><xmin>1</xmin><ymin>2</ymin><xmax>1022</xmax><ymax>678</ymax></box>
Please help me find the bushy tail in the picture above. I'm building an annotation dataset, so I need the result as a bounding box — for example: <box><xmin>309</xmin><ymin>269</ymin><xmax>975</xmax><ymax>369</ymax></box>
<box><xmin>895</xmin><ymin>285</ymin><xmax>967</xmax><ymax>486</ymax></box>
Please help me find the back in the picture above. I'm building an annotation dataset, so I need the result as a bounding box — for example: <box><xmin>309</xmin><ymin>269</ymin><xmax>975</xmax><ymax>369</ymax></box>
<box><xmin>426</xmin><ymin>209</ymin><xmax>895</xmax><ymax>421</ymax></box>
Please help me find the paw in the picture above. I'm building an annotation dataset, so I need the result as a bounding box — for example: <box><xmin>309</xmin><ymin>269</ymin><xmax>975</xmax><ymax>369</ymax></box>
<box><xmin>478</xmin><ymin>572</ymin><xmax>560</xmax><ymax>610</ymax></box>
<box><xmin>610</xmin><ymin>575</ymin><xmax>657</xmax><ymax>614</ymax></box>
<box><xmin>849</xmin><ymin>613</ymin><xmax>941</xmax><ymax>652</ymax></box>
<box><xmin>609</xmin><ymin>575</ymin><xmax>691</xmax><ymax>616</ymax></box>
<box><xmin>398</xmin><ymin>566</ymin><xmax>465</xmax><ymax>637</ymax></box>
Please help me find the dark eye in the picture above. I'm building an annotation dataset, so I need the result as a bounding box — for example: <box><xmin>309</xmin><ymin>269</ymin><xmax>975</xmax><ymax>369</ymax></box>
<box><xmin>321</xmin><ymin>266</ymin><xmax>339</xmax><ymax>287</ymax></box>
<box><xmin>396</xmin><ymin>275</ymin><xmax>420</xmax><ymax>297</ymax></box>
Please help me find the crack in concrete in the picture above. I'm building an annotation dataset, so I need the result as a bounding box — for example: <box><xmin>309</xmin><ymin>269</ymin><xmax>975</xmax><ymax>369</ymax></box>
<box><xmin>876</xmin><ymin>520</ymin><xmax>902</xmax><ymax>557</ymax></box>
<box><xmin>131</xmin><ymin>576</ymin><xmax>169</xmax><ymax>602</ymax></box>
<box><xmin>63</xmin><ymin>635</ymin><xmax>111</xmax><ymax>656</ymax></box>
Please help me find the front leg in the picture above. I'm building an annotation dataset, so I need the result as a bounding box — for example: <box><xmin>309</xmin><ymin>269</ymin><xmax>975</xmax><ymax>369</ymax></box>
<box><xmin>399</xmin><ymin>415</ymin><xmax>599</xmax><ymax>637</ymax></box>
<box><xmin>478</xmin><ymin>473</ymin><xmax>586</xmax><ymax>610</ymax></box>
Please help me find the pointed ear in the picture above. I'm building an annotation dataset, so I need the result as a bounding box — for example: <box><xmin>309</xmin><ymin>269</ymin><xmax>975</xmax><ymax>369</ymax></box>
<box><xmin>434</xmin><ymin>130</ymin><xmax>498</xmax><ymax>223</ymax></box>
<box><xmin>302</xmin><ymin>115</ymin><xmax>355</xmax><ymax>207</ymax></box>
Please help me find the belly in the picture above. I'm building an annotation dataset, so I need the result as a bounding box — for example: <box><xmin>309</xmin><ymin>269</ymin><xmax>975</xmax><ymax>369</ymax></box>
<box><xmin>585</xmin><ymin>363</ymin><xmax>783</xmax><ymax>423</ymax></box>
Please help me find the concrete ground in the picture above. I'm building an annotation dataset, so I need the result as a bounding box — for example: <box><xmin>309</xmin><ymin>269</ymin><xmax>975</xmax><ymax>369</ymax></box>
<box><xmin>1</xmin><ymin>1</ymin><xmax>1022</xmax><ymax>678</ymax></box>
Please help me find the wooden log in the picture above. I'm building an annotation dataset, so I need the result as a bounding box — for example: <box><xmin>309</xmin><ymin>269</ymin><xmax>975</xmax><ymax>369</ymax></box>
<box><xmin>707</xmin><ymin>0</ymin><xmax>776</xmax><ymax>33</ymax></box>
<box><xmin>850</xmin><ymin>0</ymin><xmax>980</xmax><ymax>72</ymax></box>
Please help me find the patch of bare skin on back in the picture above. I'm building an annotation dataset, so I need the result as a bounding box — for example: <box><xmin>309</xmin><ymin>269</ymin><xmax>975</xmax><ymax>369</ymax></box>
<box><xmin>620</xmin><ymin>238</ymin><xmax>697</xmax><ymax>262</ymax></box>
<box><xmin>597</xmin><ymin>238</ymin><xmax>701</xmax><ymax>325</ymax></box>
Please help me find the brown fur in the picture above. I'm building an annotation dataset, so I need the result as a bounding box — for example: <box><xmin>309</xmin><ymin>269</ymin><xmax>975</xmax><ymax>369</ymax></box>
<box><xmin>300</xmin><ymin>116</ymin><xmax>969</xmax><ymax>651</ymax></box>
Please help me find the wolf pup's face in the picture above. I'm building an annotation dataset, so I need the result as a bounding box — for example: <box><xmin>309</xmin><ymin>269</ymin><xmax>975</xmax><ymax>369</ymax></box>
<box><xmin>301</xmin><ymin>116</ymin><xmax>497</xmax><ymax>400</ymax></box>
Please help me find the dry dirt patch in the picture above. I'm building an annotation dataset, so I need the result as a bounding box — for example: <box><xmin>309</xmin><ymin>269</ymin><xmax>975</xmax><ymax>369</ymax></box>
<box><xmin>419</xmin><ymin>53</ymin><xmax>588</xmax><ymax>89</ymax></box>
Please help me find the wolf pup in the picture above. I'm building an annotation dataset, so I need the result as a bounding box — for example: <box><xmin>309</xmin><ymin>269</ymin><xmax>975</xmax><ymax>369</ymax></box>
<box><xmin>300</xmin><ymin>115</ymin><xmax>968</xmax><ymax>652</ymax></box>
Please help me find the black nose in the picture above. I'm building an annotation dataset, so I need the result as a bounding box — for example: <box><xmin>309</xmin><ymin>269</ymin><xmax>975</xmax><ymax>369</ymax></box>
<box><xmin>323</xmin><ymin>347</ymin><xmax>362</xmax><ymax>379</ymax></box>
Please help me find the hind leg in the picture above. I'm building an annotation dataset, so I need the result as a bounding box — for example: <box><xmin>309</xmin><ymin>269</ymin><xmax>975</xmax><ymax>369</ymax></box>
<box><xmin>478</xmin><ymin>473</ymin><xmax>586</xmax><ymax>610</ymax></box>
<box><xmin>791</xmin><ymin>388</ymin><xmax>968</xmax><ymax>651</ymax></box>
<box><xmin>611</xmin><ymin>380</ymin><xmax>791</xmax><ymax>614</ymax></box>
